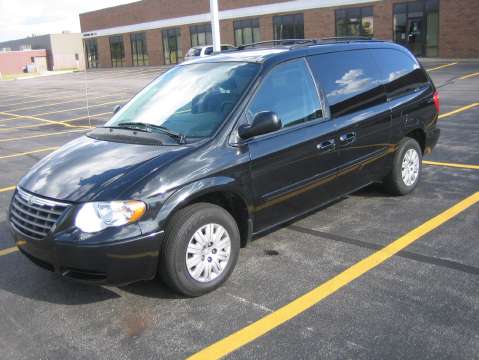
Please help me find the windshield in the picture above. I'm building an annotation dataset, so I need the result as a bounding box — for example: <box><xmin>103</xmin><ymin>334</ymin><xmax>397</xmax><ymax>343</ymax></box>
<box><xmin>106</xmin><ymin>62</ymin><xmax>260</xmax><ymax>139</ymax></box>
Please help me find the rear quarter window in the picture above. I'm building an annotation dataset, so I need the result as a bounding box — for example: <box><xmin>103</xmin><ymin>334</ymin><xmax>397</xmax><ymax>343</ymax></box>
<box><xmin>372</xmin><ymin>48</ymin><xmax>430</xmax><ymax>99</ymax></box>
<box><xmin>308</xmin><ymin>50</ymin><xmax>387</xmax><ymax>118</ymax></box>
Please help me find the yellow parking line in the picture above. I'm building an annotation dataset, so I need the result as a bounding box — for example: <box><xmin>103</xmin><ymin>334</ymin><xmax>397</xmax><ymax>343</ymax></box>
<box><xmin>187</xmin><ymin>191</ymin><xmax>479</xmax><ymax>360</ymax></box>
<box><xmin>0</xmin><ymin>111</ymin><xmax>110</xmax><ymax>131</ymax></box>
<box><xmin>459</xmin><ymin>72</ymin><xmax>479</xmax><ymax>80</ymax></box>
<box><xmin>0</xmin><ymin>147</ymin><xmax>59</xmax><ymax>160</ymax></box>
<box><xmin>0</xmin><ymin>128</ymin><xmax>88</xmax><ymax>143</ymax></box>
<box><xmin>0</xmin><ymin>111</ymin><xmax>89</xmax><ymax>129</ymax></box>
<box><xmin>439</xmin><ymin>102</ymin><xmax>479</xmax><ymax>119</ymax></box>
<box><xmin>0</xmin><ymin>246</ymin><xmax>18</xmax><ymax>257</ymax></box>
<box><xmin>426</xmin><ymin>62</ymin><xmax>458</xmax><ymax>72</ymax></box>
<box><xmin>62</xmin><ymin>112</ymin><xmax>111</xmax><ymax>122</ymax></box>
<box><xmin>0</xmin><ymin>93</ymin><xmax>125</xmax><ymax>113</ymax></box>
<box><xmin>0</xmin><ymin>93</ymin><xmax>88</xmax><ymax>108</ymax></box>
<box><xmin>0</xmin><ymin>185</ymin><xmax>16</xmax><ymax>193</ymax></box>
<box><xmin>35</xmin><ymin>99</ymin><xmax>123</xmax><ymax>117</ymax></box>
<box><xmin>423</xmin><ymin>160</ymin><xmax>479</xmax><ymax>170</ymax></box>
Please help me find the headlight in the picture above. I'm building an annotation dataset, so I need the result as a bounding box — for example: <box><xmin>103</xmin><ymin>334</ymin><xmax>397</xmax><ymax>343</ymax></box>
<box><xmin>75</xmin><ymin>200</ymin><xmax>146</xmax><ymax>233</ymax></box>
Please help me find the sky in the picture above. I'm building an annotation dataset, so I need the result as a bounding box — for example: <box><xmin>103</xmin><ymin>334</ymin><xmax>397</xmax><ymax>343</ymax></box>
<box><xmin>0</xmin><ymin>0</ymin><xmax>135</xmax><ymax>42</ymax></box>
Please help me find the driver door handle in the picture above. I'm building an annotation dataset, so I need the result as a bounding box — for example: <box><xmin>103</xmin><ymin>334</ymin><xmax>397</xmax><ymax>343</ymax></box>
<box><xmin>316</xmin><ymin>139</ymin><xmax>336</xmax><ymax>152</ymax></box>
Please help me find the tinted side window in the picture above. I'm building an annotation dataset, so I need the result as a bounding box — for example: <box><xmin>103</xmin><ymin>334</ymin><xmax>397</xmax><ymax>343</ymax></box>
<box><xmin>247</xmin><ymin>59</ymin><xmax>322</xmax><ymax>128</ymax></box>
<box><xmin>308</xmin><ymin>50</ymin><xmax>386</xmax><ymax>118</ymax></box>
<box><xmin>374</xmin><ymin>49</ymin><xmax>429</xmax><ymax>99</ymax></box>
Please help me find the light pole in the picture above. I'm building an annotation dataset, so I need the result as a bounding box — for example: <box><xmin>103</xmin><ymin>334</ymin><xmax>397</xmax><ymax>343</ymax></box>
<box><xmin>209</xmin><ymin>0</ymin><xmax>221</xmax><ymax>52</ymax></box>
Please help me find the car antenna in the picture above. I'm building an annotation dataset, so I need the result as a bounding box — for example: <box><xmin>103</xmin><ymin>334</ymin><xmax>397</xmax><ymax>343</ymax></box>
<box><xmin>82</xmin><ymin>40</ymin><xmax>92</xmax><ymax>129</ymax></box>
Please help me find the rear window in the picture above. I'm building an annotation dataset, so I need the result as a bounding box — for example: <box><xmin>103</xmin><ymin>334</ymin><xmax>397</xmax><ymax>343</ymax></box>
<box><xmin>187</xmin><ymin>48</ymin><xmax>201</xmax><ymax>57</ymax></box>
<box><xmin>308</xmin><ymin>50</ymin><xmax>387</xmax><ymax>118</ymax></box>
<box><xmin>373</xmin><ymin>49</ymin><xmax>429</xmax><ymax>99</ymax></box>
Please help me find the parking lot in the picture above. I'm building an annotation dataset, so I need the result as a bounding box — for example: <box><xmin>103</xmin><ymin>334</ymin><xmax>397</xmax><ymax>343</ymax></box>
<box><xmin>0</xmin><ymin>59</ymin><xmax>478</xmax><ymax>359</ymax></box>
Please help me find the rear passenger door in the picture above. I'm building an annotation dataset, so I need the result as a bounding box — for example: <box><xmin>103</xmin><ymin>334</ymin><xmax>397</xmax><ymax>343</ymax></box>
<box><xmin>242</xmin><ymin>58</ymin><xmax>340</xmax><ymax>232</ymax></box>
<box><xmin>308</xmin><ymin>50</ymin><xmax>392</xmax><ymax>194</ymax></box>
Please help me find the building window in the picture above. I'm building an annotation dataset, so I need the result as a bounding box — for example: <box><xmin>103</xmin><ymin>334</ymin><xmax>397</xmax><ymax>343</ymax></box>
<box><xmin>109</xmin><ymin>35</ymin><xmax>125</xmax><ymax>67</ymax></box>
<box><xmin>393</xmin><ymin>0</ymin><xmax>439</xmax><ymax>57</ymax></box>
<box><xmin>131</xmin><ymin>32</ymin><xmax>149</xmax><ymax>66</ymax></box>
<box><xmin>190</xmin><ymin>24</ymin><xmax>212</xmax><ymax>47</ymax></box>
<box><xmin>273</xmin><ymin>13</ymin><xmax>304</xmax><ymax>40</ymax></box>
<box><xmin>84</xmin><ymin>38</ymin><xmax>98</xmax><ymax>68</ymax></box>
<box><xmin>335</xmin><ymin>6</ymin><xmax>374</xmax><ymax>37</ymax></box>
<box><xmin>234</xmin><ymin>18</ymin><xmax>260</xmax><ymax>46</ymax></box>
<box><xmin>162</xmin><ymin>28</ymin><xmax>182</xmax><ymax>65</ymax></box>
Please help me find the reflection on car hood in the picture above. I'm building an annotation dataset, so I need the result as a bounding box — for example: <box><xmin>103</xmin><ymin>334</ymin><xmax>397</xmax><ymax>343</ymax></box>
<box><xmin>18</xmin><ymin>136</ymin><xmax>190</xmax><ymax>202</ymax></box>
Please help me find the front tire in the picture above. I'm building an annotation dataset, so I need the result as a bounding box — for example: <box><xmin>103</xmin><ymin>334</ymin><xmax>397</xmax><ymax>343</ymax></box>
<box><xmin>159</xmin><ymin>203</ymin><xmax>240</xmax><ymax>297</ymax></box>
<box><xmin>383</xmin><ymin>137</ymin><xmax>422</xmax><ymax>195</ymax></box>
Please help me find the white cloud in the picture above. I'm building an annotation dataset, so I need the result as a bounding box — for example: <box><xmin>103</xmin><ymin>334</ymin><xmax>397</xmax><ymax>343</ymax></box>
<box><xmin>0</xmin><ymin>0</ymin><xmax>134</xmax><ymax>42</ymax></box>
<box><xmin>329</xmin><ymin>69</ymin><xmax>372</xmax><ymax>97</ymax></box>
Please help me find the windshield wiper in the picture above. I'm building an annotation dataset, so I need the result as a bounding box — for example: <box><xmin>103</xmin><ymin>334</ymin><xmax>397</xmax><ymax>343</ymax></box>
<box><xmin>149</xmin><ymin>124</ymin><xmax>186</xmax><ymax>144</ymax></box>
<box><xmin>114</xmin><ymin>122</ymin><xmax>186</xmax><ymax>144</ymax></box>
<box><xmin>103</xmin><ymin>122</ymin><xmax>151</xmax><ymax>133</ymax></box>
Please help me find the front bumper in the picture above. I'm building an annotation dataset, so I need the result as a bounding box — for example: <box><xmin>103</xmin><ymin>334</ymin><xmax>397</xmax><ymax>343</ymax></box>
<box><xmin>11</xmin><ymin>224</ymin><xmax>164</xmax><ymax>286</ymax></box>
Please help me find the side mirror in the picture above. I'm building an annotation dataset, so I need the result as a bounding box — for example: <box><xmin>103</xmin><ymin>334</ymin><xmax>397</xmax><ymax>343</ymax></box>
<box><xmin>238</xmin><ymin>111</ymin><xmax>282</xmax><ymax>140</ymax></box>
<box><xmin>113</xmin><ymin>104</ymin><xmax>122</xmax><ymax>114</ymax></box>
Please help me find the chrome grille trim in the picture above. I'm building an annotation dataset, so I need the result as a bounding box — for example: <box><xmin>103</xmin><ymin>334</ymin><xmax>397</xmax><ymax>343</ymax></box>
<box><xmin>9</xmin><ymin>187</ymin><xmax>70</xmax><ymax>240</ymax></box>
<box><xmin>16</xmin><ymin>187</ymin><xmax>69</xmax><ymax>208</ymax></box>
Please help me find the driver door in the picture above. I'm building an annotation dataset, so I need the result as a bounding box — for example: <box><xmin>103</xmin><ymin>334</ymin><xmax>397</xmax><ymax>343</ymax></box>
<box><xmin>242</xmin><ymin>58</ymin><xmax>340</xmax><ymax>232</ymax></box>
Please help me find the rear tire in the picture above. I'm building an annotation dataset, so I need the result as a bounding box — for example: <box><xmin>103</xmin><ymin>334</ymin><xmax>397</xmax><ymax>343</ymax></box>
<box><xmin>382</xmin><ymin>137</ymin><xmax>422</xmax><ymax>196</ymax></box>
<box><xmin>159</xmin><ymin>203</ymin><xmax>240</xmax><ymax>297</ymax></box>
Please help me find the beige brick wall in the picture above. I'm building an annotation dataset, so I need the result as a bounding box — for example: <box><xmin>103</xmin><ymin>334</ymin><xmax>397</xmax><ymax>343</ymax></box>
<box><xmin>123</xmin><ymin>34</ymin><xmax>133</xmax><ymax>67</ymax></box>
<box><xmin>439</xmin><ymin>0</ymin><xmax>479</xmax><ymax>58</ymax></box>
<box><xmin>146</xmin><ymin>29</ymin><xmax>164</xmax><ymax>66</ymax></box>
<box><xmin>97</xmin><ymin>37</ymin><xmax>111</xmax><ymax>68</ymax></box>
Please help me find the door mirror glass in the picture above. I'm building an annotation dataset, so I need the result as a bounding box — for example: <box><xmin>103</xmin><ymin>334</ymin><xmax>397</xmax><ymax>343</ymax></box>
<box><xmin>238</xmin><ymin>111</ymin><xmax>282</xmax><ymax>139</ymax></box>
<box><xmin>113</xmin><ymin>104</ymin><xmax>122</xmax><ymax>114</ymax></box>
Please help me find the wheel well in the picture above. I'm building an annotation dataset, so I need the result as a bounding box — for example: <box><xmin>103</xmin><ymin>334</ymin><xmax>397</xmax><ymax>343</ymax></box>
<box><xmin>405</xmin><ymin>129</ymin><xmax>425</xmax><ymax>154</ymax></box>
<box><xmin>181</xmin><ymin>191</ymin><xmax>251</xmax><ymax>247</ymax></box>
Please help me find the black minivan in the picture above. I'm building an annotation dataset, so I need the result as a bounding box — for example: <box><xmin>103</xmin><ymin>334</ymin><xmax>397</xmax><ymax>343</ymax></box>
<box><xmin>9</xmin><ymin>39</ymin><xmax>440</xmax><ymax>296</ymax></box>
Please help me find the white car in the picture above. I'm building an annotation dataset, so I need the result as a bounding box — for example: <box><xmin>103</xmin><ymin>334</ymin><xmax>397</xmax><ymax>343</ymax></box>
<box><xmin>185</xmin><ymin>44</ymin><xmax>236</xmax><ymax>61</ymax></box>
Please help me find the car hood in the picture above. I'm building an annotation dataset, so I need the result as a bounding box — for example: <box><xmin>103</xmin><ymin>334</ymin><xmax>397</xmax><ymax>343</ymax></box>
<box><xmin>18</xmin><ymin>135</ymin><xmax>190</xmax><ymax>202</ymax></box>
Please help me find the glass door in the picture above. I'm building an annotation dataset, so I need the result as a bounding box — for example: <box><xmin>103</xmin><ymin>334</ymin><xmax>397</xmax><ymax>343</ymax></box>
<box><xmin>393</xmin><ymin>0</ymin><xmax>439</xmax><ymax>57</ymax></box>
<box><xmin>162</xmin><ymin>29</ymin><xmax>182</xmax><ymax>65</ymax></box>
<box><xmin>407</xmin><ymin>17</ymin><xmax>424</xmax><ymax>56</ymax></box>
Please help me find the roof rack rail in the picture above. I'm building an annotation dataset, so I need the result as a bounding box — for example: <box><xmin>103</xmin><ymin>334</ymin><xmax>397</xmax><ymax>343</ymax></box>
<box><xmin>319</xmin><ymin>36</ymin><xmax>381</xmax><ymax>42</ymax></box>
<box><xmin>237</xmin><ymin>39</ymin><xmax>318</xmax><ymax>50</ymax></box>
<box><xmin>235</xmin><ymin>37</ymin><xmax>383</xmax><ymax>52</ymax></box>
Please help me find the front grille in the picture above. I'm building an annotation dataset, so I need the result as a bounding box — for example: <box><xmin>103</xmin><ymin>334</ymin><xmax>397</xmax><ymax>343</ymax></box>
<box><xmin>9</xmin><ymin>187</ymin><xmax>70</xmax><ymax>240</ymax></box>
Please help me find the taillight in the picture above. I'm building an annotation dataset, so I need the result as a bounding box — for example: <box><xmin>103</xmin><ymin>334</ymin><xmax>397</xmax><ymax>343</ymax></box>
<box><xmin>433</xmin><ymin>90</ymin><xmax>440</xmax><ymax>114</ymax></box>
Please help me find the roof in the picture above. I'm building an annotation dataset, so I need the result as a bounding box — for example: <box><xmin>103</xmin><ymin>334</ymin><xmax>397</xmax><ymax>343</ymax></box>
<box><xmin>180</xmin><ymin>39</ymin><xmax>407</xmax><ymax>66</ymax></box>
<box><xmin>182</xmin><ymin>48</ymin><xmax>288</xmax><ymax>64</ymax></box>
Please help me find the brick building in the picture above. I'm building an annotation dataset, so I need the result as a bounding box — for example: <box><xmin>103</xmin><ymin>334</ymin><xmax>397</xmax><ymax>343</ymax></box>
<box><xmin>0</xmin><ymin>33</ymin><xmax>85</xmax><ymax>71</ymax></box>
<box><xmin>79</xmin><ymin>0</ymin><xmax>479</xmax><ymax>68</ymax></box>
<box><xmin>0</xmin><ymin>49</ymin><xmax>47</xmax><ymax>76</ymax></box>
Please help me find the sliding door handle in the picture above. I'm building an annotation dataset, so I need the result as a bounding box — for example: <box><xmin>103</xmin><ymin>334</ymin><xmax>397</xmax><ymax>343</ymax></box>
<box><xmin>339</xmin><ymin>131</ymin><xmax>356</xmax><ymax>145</ymax></box>
<box><xmin>316</xmin><ymin>139</ymin><xmax>336</xmax><ymax>152</ymax></box>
